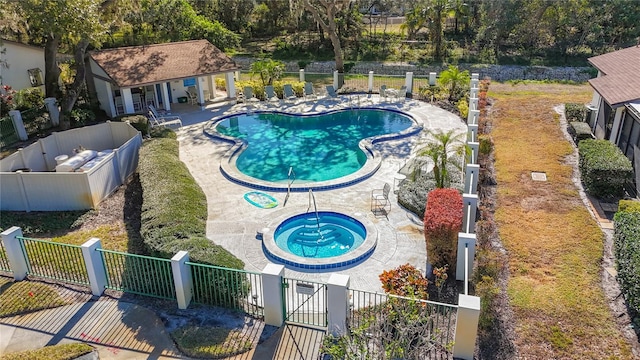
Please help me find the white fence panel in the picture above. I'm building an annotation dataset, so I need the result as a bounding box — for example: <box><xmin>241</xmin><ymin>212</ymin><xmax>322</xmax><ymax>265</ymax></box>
<box><xmin>116</xmin><ymin>133</ymin><xmax>142</xmax><ymax>180</ymax></box>
<box><xmin>39</xmin><ymin>136</ymin><xmax>59</xmax><ymax>170</ymax></box>
<box><xmin>56</xmin><ymin>123</ymin><xmax>114</xmax><ymax>155</ymax></box>
<box><xmin>19</xmin><ymin>146</ymin><xmax>47</xmax><ymax>172</ymax></box>
<box><xmin>0</xmin><ymin>152</ymin><xmax>23</xmax><ymax>172</ymax></box>
<box><xmin>110</xmin><ymin>122</ymin><xmax>138</xmax><ymax>147</ymax></box>
<box><xmin>0</xmin><ymin>175</ymin><xmax>27</xmax><ymax>210</ymax></box>
<box><xmin>87</xmin><ymin>154</ymin><xmax>121</xmax><ymax>206</ymax></box>
<box><xmin>20</xmin><ymin>173</ymin><xmax>91</xmax><ymax>211</ymax></box>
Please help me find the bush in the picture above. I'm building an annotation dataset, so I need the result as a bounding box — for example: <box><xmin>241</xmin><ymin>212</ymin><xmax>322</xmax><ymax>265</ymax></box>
<box><xmin>236</xmin><ymin>80</ymin><xmax>304</xmax><ymax>101</ymax></box>
<box><xmin>379</xmin><ymin>263</ymin><xmax>429</xmax><ymax>299</ymax></box>
<box><xmin>69</xmin><ymin>108</ymin><xmax>96</xmax><ymax>128</ymax></box>
<box><xmin>424</xmin><ymin>188</ymin><xmax>463</xmax><ymax>276</ymax></box>
<box><xmin>578</xmin><ymin>140</ymin><xmax>633</xmax><ymax>198</ymax></box>
<box><xmin>150</xmin><ymin>127</ymin><xmax>177</xmax><ymax>139</ymax></box>
<box><xmin>613</xmin><ymin>211</ymin><xmax>640</xmax><ymax>314</ymax></box>
<box><xmin>120</xmin><ymin>115</ymin><xmax>149</xmax><ymax>135</ymax></box>
<box><xmin>565</xmin><ymin>103</ymin><xmax>587</xmax><ymax>122</ymax></box>
<box><xmin>15</xmin><ymin>87</ymin><xmax>44</xmax><ymax>110</ymax></box>
<box><xmin>457</xmin><ymin>99</ymin><xmax>469</xmax><ymax>120</ymax></box>
<box><xmin>568</xmin><ymin>121</ymin><xmax>593</xmax><ymax>145</ymax></box>
<box><xmin>215</xmin><ymin>78</ymin><xmax>226</xmax><ymax>91</ymax></box>
<box><xmin>619</xmin><ymin>199</ymin><xmax>640</xmax><ymax>213</ymax></box>
<box><xmin>138</xmin><ymin>138</ymin><xmax>243</xmax><ymax>269</ymax></box>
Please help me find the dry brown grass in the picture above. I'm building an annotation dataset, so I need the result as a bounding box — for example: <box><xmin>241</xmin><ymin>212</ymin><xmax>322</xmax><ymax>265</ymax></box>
<box><xmin>489</xmin><ymin>82</ymin><xmax>633</xmax><ymax>359</ymax></box>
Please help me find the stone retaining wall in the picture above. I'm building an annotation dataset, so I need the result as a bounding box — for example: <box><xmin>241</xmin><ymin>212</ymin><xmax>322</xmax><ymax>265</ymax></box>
<box><xmin>233</xmin><ymin>57</ymin><xmax>595</xmax><ymax>83</ymax></box>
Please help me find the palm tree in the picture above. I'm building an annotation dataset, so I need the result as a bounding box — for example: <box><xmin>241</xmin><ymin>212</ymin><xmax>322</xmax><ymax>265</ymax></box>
<box><xmin>438</xmin><ymin>65</ymin><xmax>470</xmax><ymax>102</ymax></box>
<box><xmin>416</xmin><ymin>129</ymin><xmax>468</xmax><ymax>188</ymax></box>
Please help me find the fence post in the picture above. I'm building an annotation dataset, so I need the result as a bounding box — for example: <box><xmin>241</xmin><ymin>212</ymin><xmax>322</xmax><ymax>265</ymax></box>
<box><xmin>467</xmin><ymin>109</ymin><xmax>479</xmax><ymax>125</ymax></box>
<box><xmin>327</xmin><ymin>274</ymin><xmax>350</xmax><ymax>336</ymax></box>
<box><xmin>368</xmin><ymin>71</ymin><xmax>374</xmax><ymax>93</ymax></box>
<box><xmin>469</xmin><ymin>96</ymin><xmax>479</xmax><ymax>111</ymax></box>
<box><xmin>9</xmin><ymin>110</ymin><xmax>28</xmax><ymax>141</ymax></box>
<box><xmin>462</xmin><ymin>193</ymin><xmax>479</xmax><ymax>234</ymax></box>
<box><xmin>467</xmin><ymin>141</ymin><xmax>479</xmax><ymax>165</ymax></box>
<box><xmin>44</xmin><ymin>97</ymin><xmax>59</xmax><ymax>126</ymax></box>
<box><xmin>453</xmin><ymin>294</ymin><xmax>481</xmax><ymax>360</ymax></box>
<box><xmin>467</xmin><ymin>123</ymin><xmax>478</xmax><ymax>143</ymax></box>
<box><xmin>429</xmin><ymin>72</ymin><xmax>437</xmax><ymax>86</ymax></box>
<box><xmin>405</xmin><ymin>71</ymin><xmax>413</xmax><ymax>96</ymax></box>
<box><xmin>171</xmin><ymin>251</ymin><xmax>192</xmax><ymax>310</ymax></box>
<box><xmin>333</xmin><ymin>70</ymin><xmax>339</xmax><ymax>90</ymax></box>
<box><xmin>470</xmin><ymin>87</ymin><xmax>479</xmax><ymax>98</ymax></box>
<box><xmin>262</xmin><ymin>264</ymin><xmax>285</xmax><ymax>327</ymax></box>
<box><xmin>299</xmin><ymin>69</ymin><xmax>305</xmax><ymax>82</ymax></box>
<box><xmin>464</xmin><ymin>164</ymin><xmax>480</xmax><ymax>194</ymax></box>
<box><xmin>471</xmin><ymin>73</ymin><xmax>479</xmax><ymax>80</ymax></box>
<box><xmin>1</xmin><ymin>227</ymin><xmax>28</xmax><ymax>280</ymax></box>
<box><xmin>81</xmin><ymin>238</ymin><xmax>107</xmax><ymax>296</ymax></box>
<box><xmin>456</xmin><ymin>233</ymin><xmax>477</xmax><ymax>281</ymax></box>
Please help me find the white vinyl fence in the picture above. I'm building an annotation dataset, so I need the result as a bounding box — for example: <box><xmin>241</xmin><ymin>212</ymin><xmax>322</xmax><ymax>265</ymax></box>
<box><xmin>0</xmin><ymin>122</ymin><xmax>142</xmax><ymax>211</ymax></box>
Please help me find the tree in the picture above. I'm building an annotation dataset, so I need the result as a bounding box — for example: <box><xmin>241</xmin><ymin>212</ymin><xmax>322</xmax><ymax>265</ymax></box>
<box><xmin>438</xmin><ymin>65</ymin><xmax>470</xmax><ymax>102</ymax></box>
<box><xmin>18</xmin><ymin>0</ymin><xmax>119</xmax><ymax>129</ymax></box>
<box><xmin>425</xmin><ymin>0</ymin><xmax>448</xmax><ymax>60</ymax></box>
<box><xmin>416</xmin><ymin>129</ymin><xmax>467</xmax><ymax>189</ymax></box>
<box><xmin>291</xmin><ymin>0</ymin><xmax>350</xmax><ymax>72</ymax></box>
<box><xmin>249</xmin><ymin>58</ymin><xmax>285</xmax><ymax>86</ymax></box>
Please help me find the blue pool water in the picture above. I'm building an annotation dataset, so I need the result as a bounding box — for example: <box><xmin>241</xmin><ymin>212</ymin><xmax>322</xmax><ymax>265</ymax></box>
<box><xmin>274</xmin><ymin>212</ymin><xmax>366</xmax><ymax>258</ymax></box>
<box><xmin>215</xmin><ymin>109</ymin><xmax>413</xmax><ymax>182</ymax></box>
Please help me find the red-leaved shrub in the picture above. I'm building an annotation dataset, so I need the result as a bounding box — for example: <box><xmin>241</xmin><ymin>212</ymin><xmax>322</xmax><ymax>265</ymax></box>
<box><xmin>379</xmin><ymin>263</ymin><xmax>429</xmax><ymax>299</ymax></box>
<box><xmin>424</xmin><ymin>188</ymin><xmax>463</xmax><ymax>275</ymax></box>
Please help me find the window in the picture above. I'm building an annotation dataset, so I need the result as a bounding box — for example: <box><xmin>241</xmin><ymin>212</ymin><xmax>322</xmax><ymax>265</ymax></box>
<box><xmin>27</xmin><ymin>68</ymin><xmax>43</xmax><ymax>87</ymax></box>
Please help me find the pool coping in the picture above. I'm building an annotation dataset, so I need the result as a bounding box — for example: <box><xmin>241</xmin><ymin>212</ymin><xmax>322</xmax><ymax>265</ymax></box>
<box><xmin>260</xmin><ymin>206</ymin><xmax>378</xmax><ymax>271</ymax></box>
<box><xmin>202</xmin><ymin>106</ymin><xmax>424</xmax><ymax>192</ymax></box>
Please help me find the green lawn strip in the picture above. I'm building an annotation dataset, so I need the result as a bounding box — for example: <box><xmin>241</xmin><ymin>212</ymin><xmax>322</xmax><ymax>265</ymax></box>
<box><xmin>171</xmin><ymin>325</ymin><xmax>253</xmax><ymax>359</ymax></box>
<box><xmin>0</xmin><ymin>210</ymin><xmax>91</xmax><ymax>236</ymax></box>
<box><xmin>490</xmin><ymin>84</ymin><xmax>633</xmax><ymax>358</ymax></box>
<box><xmin>0</xmin><ymin>279</ymin><xmax>68</xmax><ymax>317</ymax></box>
<box><xmin>0</xmin><ymin>343</ymin><xmax>94</xmax><ymax>360</ymax></box>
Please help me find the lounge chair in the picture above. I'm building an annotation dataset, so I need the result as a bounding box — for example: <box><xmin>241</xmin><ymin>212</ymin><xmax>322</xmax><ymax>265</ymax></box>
<box><xmin>304</xmin><ymin>82</ymin><xmax>317</xmax><ymax>101</ymax></box>
<box><xmin>114</xmin><ymin>96</ymin><xmax>124</xmax><ymax>115</ymax></box>
<box><xmin>148</xmin><ymin>105</ymin><xmax>183</xmax><ymax>125</ymax></box>
<box><xmin>395</xmin><ymin>85</ymin><xmax>407</xmax><ymax>102</ymax></box>
<box><xmin>132</xmin><ymin>93</ymin><xmax>143</xmax><ymax>112</ymax></box>
<box><xmin>186</xmin><ymin>86</ymin><xmax>198</xmax><ymax>105</ymax></box>
<box><xmin>148</xmin><ymin>109</ymin><xmax>182</xmax><ymax>128</ymax></box>
<box><xmin>265</xmin><ymin>85</ymin><xmax>280</xmax><ymax>103</ymax></box>
<box><xmin>326</xmin><ymin>85</ymin><xmax>339</xmax><ymax>99</ymax></box>
<box><xmin>243</xmin><ymin>86</ymin><xmax>259</xmax><ymax>103</ymax></box>
<box><xmin>283</xmin><ymin>84</ymin><xmax>297</xmax><ymax>102</ymax></box>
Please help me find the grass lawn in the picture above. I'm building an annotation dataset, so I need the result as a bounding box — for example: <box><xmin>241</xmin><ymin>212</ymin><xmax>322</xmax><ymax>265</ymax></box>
<box><xmin>0</xmin><ymin>343</ymin><xmax>94</xmax><ymax>360</ymax></box>
<box><xmin>171</xmin><ymin>325</ymin><xmax>253</xmax><ymax>358</ymax></box>
<box><xmin>0</xmin><ymin>277</ymin><xmax>68</xmax><ymax>317</ymax></box>
<box><xmin>489</xmin><ymin>82</ymin><xmax>633</xmax><ymax>359</ymax></box>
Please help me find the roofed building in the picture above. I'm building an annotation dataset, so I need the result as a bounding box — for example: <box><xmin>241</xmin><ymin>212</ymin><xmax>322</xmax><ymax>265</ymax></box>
<box><xmin>588</xmin><ymin>45</ymin><xmax>640</xmax><ymax>196</ymax></box>
<box><xmin>87</xmin><ymin>40</ymin><xmax>240</xmax><ymax>118</ymax></box>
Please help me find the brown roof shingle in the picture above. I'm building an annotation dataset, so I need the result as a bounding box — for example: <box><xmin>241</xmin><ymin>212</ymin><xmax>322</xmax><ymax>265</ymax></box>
<box><xmin>588</xmin><ymin>45</ymin><xmax>640</xmax><ymax>106</ymax></box>
<box><xmin>89</xmin><ymin>40</ymin><xmax>239</xmax><ymax>88</ymax></box>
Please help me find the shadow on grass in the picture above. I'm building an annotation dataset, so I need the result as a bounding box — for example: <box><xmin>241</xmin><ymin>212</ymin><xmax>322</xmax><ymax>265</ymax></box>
<box><xmin>0</xmin><ymin>210</ymin><xmax>91</xmax><ymax>237</ymax></box>
<box><xmin>122</xmin><ymin>173</ymin><xmax>146</xmax><ymax>255</ymax></box>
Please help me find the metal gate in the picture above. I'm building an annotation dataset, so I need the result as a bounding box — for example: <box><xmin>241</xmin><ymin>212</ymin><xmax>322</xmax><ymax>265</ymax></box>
<box><xmin>282</xmin><ymin>277</ymin><xmax>327</xmax><ymax>328</ymax></box>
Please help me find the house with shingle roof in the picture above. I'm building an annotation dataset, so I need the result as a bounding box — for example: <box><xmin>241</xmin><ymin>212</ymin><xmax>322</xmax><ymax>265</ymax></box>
<box><xmin>588</xmin><ymin>45</ymin><xmax>640</xmax><ymax>196</ymax></box>
<box><xmin>87</xmin><ymin>40</ymin><xmax>240</xmax><ymax>118</ymax></box>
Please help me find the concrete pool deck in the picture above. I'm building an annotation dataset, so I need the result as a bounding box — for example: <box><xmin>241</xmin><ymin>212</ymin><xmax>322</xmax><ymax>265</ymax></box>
<box><xmin>174</xmin><ymin>95</ymin><xmax>466</xmax><ymax>293</ymax></box>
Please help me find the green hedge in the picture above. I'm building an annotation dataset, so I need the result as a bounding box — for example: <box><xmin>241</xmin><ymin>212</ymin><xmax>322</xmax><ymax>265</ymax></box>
<box><xmin>613</xmin><ymin>210</ymin><xmax>640</xmax><ymax>314</ymax></box>
<box><xmin>565</xmin><ymin>103</ymin><xmax>587</xmax><ymax>122</ymax></box>
<box><xmin>120</xmin><ymin>115</ymin><xmax>149</xmax><ymax>135</ymax></box>
<box><xmin>568</xmin><ymin>121</ymin><xmax>593</xmax><ymax>145</ymax></box>
<box><xmin>578</xmin><ymin>139</ymin><xmax>633</xmax><ymax>198</ymax></box>
<box><xmin>619</xmin><ymin>200</ymin><xmax>640</xmax><ymax>213</ymax></box>
<box><xmin>236</xmin><ymin>80</ymin><xmax>305</xmax><ymax>100</ymax></box>
<box><xmin>139</xmin><ymin>138</ymin><xmax>244</xmax><ymax>269</ymax></box>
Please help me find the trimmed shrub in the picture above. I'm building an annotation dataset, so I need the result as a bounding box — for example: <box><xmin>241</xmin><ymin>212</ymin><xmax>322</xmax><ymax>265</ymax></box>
<box><xmin>578</xmin><ymin>139</ymin><xmax>633</xmax><ymax>198</ymax></box>
<box><xmin>619</xmin><ymin>199</ymin><xmax>640</xmax><ymax>213</ymax></box>
<box><xmin>568</xmin><ymin>121</ymin><xmax>593</xmax><ymax>145</ymax></box>
<box><xmin>237</xmin><ymin>80</ymin><xmax>305</xmax><ymax>101</ymax></box>
<box><xmin>150</xmin><ymin>127</ymin><xmax>177</xmax><ymax>139</ymax></box>
<box><xmin>565</xmin><ymin>103</ymin><xmax>587</xmax><ymax>122</ymax></box>
<box><xmin>120</xmin><ymin>115</ymin><xmax>148</xmax><ymax>135</ymax></box>
<box><xmin>138</xmin><ymin>138</ymin><xmax>244</xmax><ymax>269</ymax></box>
<box><xmin>613</xmin><ymin>211</ymin><xmax>640</xmax><ymax>314</ymax></box>
<box><xmin>424</xmin><ymin>188</ymin><xmax>463</xmax><ymax>275</ymax></box>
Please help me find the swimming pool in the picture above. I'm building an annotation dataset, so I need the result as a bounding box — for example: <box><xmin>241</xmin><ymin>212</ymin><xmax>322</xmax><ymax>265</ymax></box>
<box><xmin>214</xmin><ymin>109</ymin><xmax>414</xmax><ymax>183</ymax></box>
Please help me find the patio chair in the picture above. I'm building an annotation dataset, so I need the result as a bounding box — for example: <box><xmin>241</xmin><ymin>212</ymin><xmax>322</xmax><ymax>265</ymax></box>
<box><xmin>132</xmin><ymin>93</ymin><xmax>143</xmax><ymax>112</ymax></box>
<box><xmin>283</xmin><ymin>84</ymin><xmax>297</xmax><ymax>102</ymax></box>
<box><xmin>148</xmin><ymin>109</ymin><xmax>182</xmax><ymax>128</ymax></box>
<box><xmin>186</xmin><ymin>87</ymin><xmax>198</xmax><ymax>105</ymax></box>
<box><xmin>145</xmin><ymin>90</ymin><xmax>156</xmax><ymax>108</ymax></box>
<box><xmin>395</xmin><ymin>85</ymin><xmax>407</xmax><ymax>102</ymax></box>
<box><xmin>371</xmin><ymin>182</ymin><xmax>391</xmax><ymax>217</ymax></box>
<box><xmin>244</xmin><ymin>86</ymin><xmax>260</xmax><ymax>103</ymax></box>
<box><xmin>114</xmin><ymin>96</ymin><xmax>124</xmax><ymax>115</ymax></box>
<box><xmin>304</xmin><ymin>82</ymin><xmax>317</xmax><ymax>101</ymax></box>
<box><xmin>265</xmin><ymin>85</ymin><xmax>280</xmax><ymax>103</ymax></box>
<box><xmin>379</xmin><ymin>85</ymin><xmax>388</xmax><ymax>102</ymax></box>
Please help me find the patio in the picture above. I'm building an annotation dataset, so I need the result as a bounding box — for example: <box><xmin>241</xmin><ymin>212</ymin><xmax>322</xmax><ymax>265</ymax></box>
<box><xmin>172</xmin><ymin>95</ymin><xmax>466</xmax><ymax>292</ymax></box>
